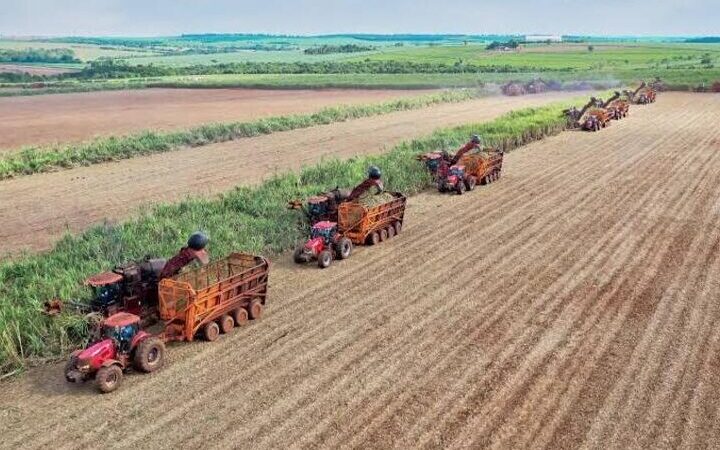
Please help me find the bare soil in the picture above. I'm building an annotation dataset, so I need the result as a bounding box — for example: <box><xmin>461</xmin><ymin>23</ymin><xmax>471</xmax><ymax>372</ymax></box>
<box><xmin>0</xmin><ymin>87</ymin><xmax>434</xmax><ymax>150</ymax></box>
<box><xmin>0</xmin><ymin>92</ymin><xmax>577</xmax><ymax>255</ymax></box>
<box><xmin>1</xmin><ymin>92</ymin><xmax>719</xmax><ymax>449</ymax></box>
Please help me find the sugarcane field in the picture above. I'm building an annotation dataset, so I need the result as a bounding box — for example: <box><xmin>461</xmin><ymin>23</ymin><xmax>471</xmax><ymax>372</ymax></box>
<box><xmin>1</xmin><ymin>2</ymin><xmax>720</xmax><ymax>449</ymax></box>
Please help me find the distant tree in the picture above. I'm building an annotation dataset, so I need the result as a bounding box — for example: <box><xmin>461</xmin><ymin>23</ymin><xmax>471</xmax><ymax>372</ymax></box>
<box><xmin>588</xmin><ymin>45</ymin><xmax>595</xmax><ymax>52</ymax></box>
<box><xmin>701</xmin><ymin>53</ymin><xmax>712</xmax><ymax>65</ymax></box>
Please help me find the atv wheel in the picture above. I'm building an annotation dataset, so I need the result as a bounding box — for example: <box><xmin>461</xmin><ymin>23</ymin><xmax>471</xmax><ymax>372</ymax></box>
<box><xmin>203</xmin><ymin>321</ymin><xmax>220</xmax><ymax>342</ymax></box>
<box><xmin>293</xmin><ymin>246</ymin><xmax>308</xmax><ymax>264</ymax></box>
<box><xmin>219</xmin><ymin>314</ymin><xmax>234</xmax><ymax>334</ymax></box>
<box><xmin>95</xmin><ymin>365</ymin><xmax>123</xmax><ymax>394</ymax></box>
<box><xmin>233</xmin><ymin>308</ymin><xmax>249</xmax><ymax>326</ymax></box>
<box><xmin>248</xmin><ymin>298</ymin><xmax>264</xmax><ymax>320</ymax></box>
<box><xmin>134</xmin><ymin>337</ymin><xmax>165</xmax><ymax>373</ymax></box>
<box><xmin>336</xmin><ymin>237</ymin><xmax>353</xmax><ymax>260</ymax></box>
<box><xmin>318</xmin><ymin>250</ymin><xmax>333</xmax><ymax>268</ymax></box>
<box><xmin>465</xmin><ymin>176</ymin><xmax>477</xmax><ymax>191</ymax></box>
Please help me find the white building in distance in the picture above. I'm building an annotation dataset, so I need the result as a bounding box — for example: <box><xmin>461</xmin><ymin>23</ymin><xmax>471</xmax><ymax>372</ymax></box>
<box><xmin>525</xmin><ymin>35</ymin><xmax>563</xmax><ymax>42</ymax></box>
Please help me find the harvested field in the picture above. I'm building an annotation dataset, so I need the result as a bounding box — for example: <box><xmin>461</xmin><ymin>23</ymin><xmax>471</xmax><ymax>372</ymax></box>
<box><xmin>0</xmin><ymin>91</ymin><xmax>577</xmax><ymax>255</ymax></box>
<box><xmin>0</xmin><ymin>64</ymin><xmax>77</xmax><ymax>76</ymax></box>
<box><xmin>1</xmin><ymin>92</ymin><xmax>719</xmax><ymax>448</ymax></box>
<box><xmin>0</xmin><ymin>87</ymin><xmax>435</xmax><ymax>150</ymax></box>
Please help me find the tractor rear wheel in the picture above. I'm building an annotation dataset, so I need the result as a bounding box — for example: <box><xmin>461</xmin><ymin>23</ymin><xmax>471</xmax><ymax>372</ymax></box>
<box><xmin>465</xmin><ymin>176</ymin><xmax>477</xmax><ymax>191</ymax></box>
<box><xmin>219</xmin><ymin>314</ymin><xmax>234</xmax><ymax>334</ymax></box>
<box><xmin>134</xmin><ymin>337</ymin><xmax>165</xmax><ymax>373</ymax></box>
<box><xmin>336</xmin><ymin>237</ymin><xmax>353</xmax><ymax>260</ymax></box>
<box><xmin>393</xmin><ymin>221</ymin><xmax>402</xmax><ymax>235</ymax></box>
<box><xmin>203</xmin><ymin>322</ymin><xmax>220</xmax><ymax>342</ymax></box>
<box><xmin>248</xmin><ymin>298</ymin><xmax>264</xmax><ymax>320</ymax></box>
<box><xmin>318</xmin><ymin>250</ymin><xmax>333</xmax><ymax>268</ymax></box>
<box><xmin>233</xmin><ymin>308</ymin><xmax>249</xmax><ymax>326</ymax></box>
<box><xmin>380</xmin><ymin>228</ymin><xmax>389</xmax><ymax>241</ymax></box>
<box><xmin>95</xmin><ymin>365</ymin><xmax>123</xmax><ymax>394</ymax></box>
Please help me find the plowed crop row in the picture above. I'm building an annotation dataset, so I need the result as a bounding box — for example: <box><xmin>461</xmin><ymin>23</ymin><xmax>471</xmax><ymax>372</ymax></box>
<box><xmin>1</xmin><ymin>93</ymin><xmax>718</xmax><ymax>449</ymax></box>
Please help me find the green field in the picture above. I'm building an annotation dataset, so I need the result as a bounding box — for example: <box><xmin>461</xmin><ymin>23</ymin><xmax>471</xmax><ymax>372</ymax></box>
<box><xmin>0</xmin><ymin>40</ymin><xmax>154</xmax><ymax>61</ymax></box>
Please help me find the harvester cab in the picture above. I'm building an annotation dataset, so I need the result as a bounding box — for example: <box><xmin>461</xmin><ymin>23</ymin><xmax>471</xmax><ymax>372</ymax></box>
<box><xmin>288</xmin><ymin>188</ymin><xmax>350</xmax><ymax>226</ymax></box>
<box><xmin>65</xmin><ymin>311</ymin><xmax>165</xmax><ymax>393</ymax></box>
<box><xmin>294</xmin><ymin>220</ymin><xmax>353</xmax><ymax>268</ymax></box>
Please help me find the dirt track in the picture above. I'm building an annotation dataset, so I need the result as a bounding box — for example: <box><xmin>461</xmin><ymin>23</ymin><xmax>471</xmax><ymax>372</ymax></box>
<box><xmin>0</xmin><ymin>88</ymin><xmax>433</xmax><ymax>150</ymax></box>
<box><xmin>0</xmin><ymin>92</ymin><xmax>578</xmax><ymax>255</ymax></box>
<box><xmin>2</xmin><ymin>92</ymin><xmax>719</xmax><ymax>448</ymax></box>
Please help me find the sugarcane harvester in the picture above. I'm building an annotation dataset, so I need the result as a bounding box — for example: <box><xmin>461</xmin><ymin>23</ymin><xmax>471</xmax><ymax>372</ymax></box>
<box><xmin>418</xmin><ymin>136</ymin><xmax>504</xmax><ymax>194</ymax></box>
<box><xmin>565</xmin><ymin>97</ymin><xmax>612</xmax><ymax>131</ymax></box>
<box><xmin>603</xmin><ymin>91</ymin><xmax>629</xmax><ymax>120</ymax></box>
<box><xmin>623</xmin><ymin>82</ymin><xmax>656</xmax><ymax>105</ymax></box>
<box><xmin>45</xmin><ymin>232</ymin><xmax>211</xmax><ymax>328</ymax></box>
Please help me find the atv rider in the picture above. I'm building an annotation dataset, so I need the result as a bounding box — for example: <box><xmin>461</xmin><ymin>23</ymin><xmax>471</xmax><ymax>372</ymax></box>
<box><xmin>159</xmin><ymin>232</ymin><xmax>210</xmax><ymax>279</ymax></box>
<box><xmin>347</xmin><ymin>166</ymin><xmax>384</xmax><ymax>201</ymax></box>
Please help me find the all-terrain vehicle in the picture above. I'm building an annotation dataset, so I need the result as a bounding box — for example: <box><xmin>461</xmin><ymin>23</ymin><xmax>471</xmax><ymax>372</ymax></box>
<box><xmin>64</xmin><ymin>312</ymin><xmax>165</xmax><ymax>393</ymax></box>
<box><xmin>294</xmin><ymin>220</ymin><xmax>353</xmax><ymax>268</ymax></box>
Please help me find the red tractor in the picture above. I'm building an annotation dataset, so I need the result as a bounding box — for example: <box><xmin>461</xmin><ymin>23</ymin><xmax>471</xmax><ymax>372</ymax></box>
<box><xmin>64</xmin><ymin>312</ymin><xmax>165</xmax><ymax>393</ymax></box>
<box><xmin>294</xmin><ymin>220</ymin><xmax>353</xmax><ymax>268</ymax></box>
<box><xmin>437</xmin><ymin>163</ymin><xmax>477</xmax><ymax>195</ymax></box>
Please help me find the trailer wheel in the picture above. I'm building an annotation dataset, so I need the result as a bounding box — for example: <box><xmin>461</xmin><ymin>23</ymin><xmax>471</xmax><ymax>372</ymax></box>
<box><xmin>134</xmin><ymin>337</ymin><xmax>165</xmax><ymax>373</ymax></box>
<box><xmin>393</xmin><ymin>221</ymin><xmax>402</xmax><ymax>235</ymax></box>
<box><xmin>203</xmin><ymin>322</ymin><xmax>220</xmax><ymax>342</ymax></box>
<box><xmin>248</xmin><ymin>299</ymin><xmax>264</xmax><ymax>320</ymax></box>
<box><xmin>95</xmin><ymin>365</ymin><xmax>123</xmax><ymax>394</ymax></box>
<box><xmin>233</xmin><ymin>308</ymin><xmax>249</xmax><ymax>326</ymax></box>
<box><xmin>318</xmin><ymin>250</ymin><xmax>333</xmax><ymax>268</ymax></box>
<box><xmin>367</xmin><ymin>232</ymin><xmax>380</xmax><ymax>246</ymax></box>
<box><xmin>380</xmin><ymin>228</ymin><xmax>389</xmax><ymax>241</ymax></box>
<box><xmin>387</xmin><ymin>225</ymin><xmax>396</xmax><ymax>239</ymax></box>
<box><xmin>336</xmin><ymin>237</ymin><xmax>353</xmax><ymax>260</ymax></box>
<box><xmin>219</xmin><ymin>314</ymin><xmax>234</xmax><ymax>334</ymax></box>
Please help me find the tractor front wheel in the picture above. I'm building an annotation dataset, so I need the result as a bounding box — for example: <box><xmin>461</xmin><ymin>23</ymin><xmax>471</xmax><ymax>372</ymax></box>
<box><xmin>455</xmin><ymin>181</ymin><xmax>465</xmax><ymax>195</ymax></box>
<box><xmin>318</xmin><ymin>250</ymin><xmax>333</xmax><ymax>268</ymax></box>
<box><xmin>134</xmin><ymin>337</ymin><xmax>165</xmax><ymax>373</ymax></box>
<box><xmin>336</xmin><ymin>237</ymin><xmax>353</xmax><ymax>260</ymax></box>
<box><xmin>95</xmin><ymin>365</ymin><xmax>123</xmax><ymax>394</ymax></box>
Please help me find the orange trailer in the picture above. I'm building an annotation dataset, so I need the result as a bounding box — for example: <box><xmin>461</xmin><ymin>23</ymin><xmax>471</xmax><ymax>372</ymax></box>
<box><xmin>458</xmin><ymin>151</ymin><xmax>504</xmax><ymax>185</ymax></box>
<box><xmin>158</xmin><ymin>253</ymin><xmax>270</xmax><ymax>342</ymax></box>
<box><xmin>338</xmin><ymin>192</ymin><xmax>407</xmax><ymax>245</ymax></box>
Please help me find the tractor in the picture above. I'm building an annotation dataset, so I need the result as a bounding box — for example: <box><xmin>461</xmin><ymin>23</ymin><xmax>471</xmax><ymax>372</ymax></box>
<box><xmin>294</xmin><ymin>220</ymin><xmax>353</xmax><ymax>268</ymax></box>
<box><xmin>603</xmin><ymin>92</ymin><xmax>629</xmax><ymax>120</ymax></box>
<box><xmin>624</xmin><ymin>82</ymin><xmax>656</xmax><ymax>105</ymax></box>
<box><xmin>567</xmin><ymin>97</ymin><xmax>612</xmax><ymax>131</ymax></box>
<box><xmin>64</xmin><ymin>312</ymin><xmax>165</xmax><ymax>393</ymax></box>
<box><xmin>437</xmin><ymin>163</ymin><xmax>477</xmax><ymax>195</ymax></box>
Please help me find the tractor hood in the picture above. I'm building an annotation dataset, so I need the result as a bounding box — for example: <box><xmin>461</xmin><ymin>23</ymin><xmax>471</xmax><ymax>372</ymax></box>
<box><xmin>77</xmin><ymin>339</ymin><xmax>116</xmax><ymax>370</ymax></box>
<box><xmin>304</xmin><ymin>237</ymin><xmax>325</xmax><ymax>254</ymax></box>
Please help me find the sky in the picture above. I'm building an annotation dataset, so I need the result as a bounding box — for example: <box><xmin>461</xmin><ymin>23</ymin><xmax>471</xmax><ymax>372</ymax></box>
<box><xmin>0</xmin><ymin>0</ymin><xmax>718</xmax><ymax>37</ymax></box>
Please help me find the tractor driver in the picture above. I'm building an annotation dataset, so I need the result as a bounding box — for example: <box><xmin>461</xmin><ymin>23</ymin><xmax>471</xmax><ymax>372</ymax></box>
<box><xmin>159</xmin><ymin>231</ymin><xmax>211</xmax><ymax>279</ymax></box>
<box><xmin>347</xmin><ymin>166</ymin><xmax>384</xmax><ymax>201</ymax></box>
<box><xmin>448</xmin><ymin>135</ymin><xmax>483</xmax><ymax>165</ymax></box>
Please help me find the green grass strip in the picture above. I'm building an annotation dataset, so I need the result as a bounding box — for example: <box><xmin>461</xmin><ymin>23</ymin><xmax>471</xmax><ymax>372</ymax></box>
<box><xmin>0</xmin><ymin>89</ymin><xmax>482</xmax><ymax>180</ymax></box>
<box><xmin>0</xmin><ymin>100</ymin><xmax>574</xmax><ymax>375</ymax></box>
